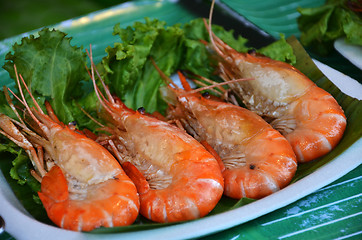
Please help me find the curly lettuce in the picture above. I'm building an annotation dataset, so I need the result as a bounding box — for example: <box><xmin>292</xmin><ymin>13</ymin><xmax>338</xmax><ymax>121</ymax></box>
<box><xmin>3</xmin><ymin>28</ymin><xmax>89</xmax><ymax>123</ymax></box>
<box><xmin>102</xmin><ymin>18</ymin><xmax>296</xmax><ymax>113</ymax></box>
<box><xmin>297</xmin><ymin>0</ymin><xmax>362</xmax><ymax>55</ymax></box>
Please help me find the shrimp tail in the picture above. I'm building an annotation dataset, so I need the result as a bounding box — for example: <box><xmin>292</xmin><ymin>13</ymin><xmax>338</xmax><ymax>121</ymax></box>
<box><xmin>122</xmin><ymin>162</ymin><xmax>150</xmax><ymax>195</ymax></box>
<box><xmin>39</xmin><ymin>165</ymin><xmax>140</xmax><ymax>231</ymax></box>
<box><xmin>38</xmin><ymin>166</ymin><xmax>69</xmax><ymax>227</ymax></box>
<box><xmin>39</xmin><ymin>166</ymin><xmax>69</xmax><ymax>201</ymax></box>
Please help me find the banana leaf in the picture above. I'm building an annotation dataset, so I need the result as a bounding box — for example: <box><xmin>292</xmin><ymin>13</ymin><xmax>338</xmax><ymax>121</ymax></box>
<box><xmin>0</xmin><ymin>27</ymin><xmax>361</xmax><ymax>236</ymax></box>
<box><xmin>286</xmin><ymin>36</ymin><xmax>362</xmax><ymax>182</ymax></box>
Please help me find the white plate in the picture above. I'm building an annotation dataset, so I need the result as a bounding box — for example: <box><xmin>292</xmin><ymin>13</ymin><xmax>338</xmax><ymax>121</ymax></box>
<box><xmin>1</xmin><ymin>61</ymin><xmax>361</xmax><ymax>240</ymax></box>
<box><xmin>334</xmin><ymin>38</ymin><xmax>362</xmax><ymax>70</ymax></box>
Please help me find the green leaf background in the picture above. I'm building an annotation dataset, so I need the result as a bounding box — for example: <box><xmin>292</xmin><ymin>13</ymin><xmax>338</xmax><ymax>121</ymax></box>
<box><xmin>3</xmin><ymin>28</ymin><xmax>89</xmax><ymax>123</ymax></box>
<box><xmin>297</xmin><ymin>0</ymin><xmax>362</xmax><ymax>55</ymax></box>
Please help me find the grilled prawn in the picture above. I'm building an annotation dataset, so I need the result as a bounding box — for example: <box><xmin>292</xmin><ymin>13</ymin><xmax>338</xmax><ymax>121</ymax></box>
<box><xmin>210</xmin><ymin>36</ymin><xmax>346</xmax><ymax>163</ymax></box>
<box><xmin>88</xmin><ymin>51</ymin><xmax>224</xmax><ymax>223</ymax></box>
<box><xmin>204</xmin><ymin>0</ymin><xmax>346</xmax><ymax>162</ymax></box>
<box><xmin>153</xmin><ymin>64</ymin><xmax>297</xmax><ymax>199</ymax></box>
<box><xmin>0</xmin><ymin>66</ymin><xmax>139</xmax><ymax>231</ymax></box>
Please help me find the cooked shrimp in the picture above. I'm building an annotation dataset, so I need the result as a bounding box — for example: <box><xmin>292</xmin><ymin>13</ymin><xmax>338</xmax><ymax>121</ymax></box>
<box><xmin>153</xmin><ymin>63</ymin><xmax>297</xmax><ymax>199</ymax></box>
<box><xmin>87</xmin><ymin>49</ymin><xmax>224</xmax><ymax>223</ymax></box>
<box><xmin>204</xmin><ymin>0</ymin><xmax>346</xmax><ymax>163</ymax></box>
<box><xmin>0</xmin><ymin>66</ymin><xmax>139</xmax><ymax>231</ymax></box>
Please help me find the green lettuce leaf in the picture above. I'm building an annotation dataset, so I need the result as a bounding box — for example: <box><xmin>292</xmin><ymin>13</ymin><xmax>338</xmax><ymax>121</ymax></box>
<box><xmin>297</xmin><ymin>0</ymin><xmax>362</xmax><ymax>55</ymax></box>
<box><xmin>183</xmin><ymin>18</ymin><xmax>250</xmax><ymax>52</ymax></box>
<box><xmin>2</xmin><ymin>28</ymin><xmax>89</xmax><ymax>124</ymax></box>
<box><xmin>258</xmin><ymin>35</ymin><xmax>297</xmax><ymax>64</ymax></box>
<box><xmin>102</xmin><ymin>18</ymin><xmax>295</xmax><ymax>113</ymax></box>
<box><xmin>0</xmin><ymin>141</ymin><xmax>40</xmax><ymax>193</ymax></box>
<box><xmin>102</xmin><ymin>18</ymin><xmax>185</xmax><ymax>113</ymax></box>
<box><xmin>0</xmin><ymin>89</ymin><xmax>16</xmax><ymax>118</ymax></box>
<box><xmin>181</xmin><ymin>18</ymin><xmax>249</xmax><ymax>78</ymax></box>
<box><xmin>0</xmin><ymin>141</ymin><xmax>50</xmax><ymax>223</ymax></box>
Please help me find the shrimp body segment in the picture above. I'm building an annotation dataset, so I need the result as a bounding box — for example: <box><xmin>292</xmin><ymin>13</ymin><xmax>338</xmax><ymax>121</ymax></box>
<box><xmin>89</xmin><ymin>59</ymin><xmax>224</xmax><ymax>223</ymax></box>
<box><xmin>0</xmin><ymin>67</ymin><xmax>139</xmax><ymax>231</ymax></box>
<box><xmin>208</xmin><ymin>29</ymin><xmax>346</xmax><ymax>162</ymax></box>
<box><xmin>97</xmin><ymin>97</ymin><xmax>224</xmax><ymax>223</ymax></box>
<box><xmin>161</xmin><ymin>72</ymin><xmax>297</xmax><ymax>199</ymax></box>
<box><xmin>37</xmin><ymin>125</ymin><xmax>140</xmax><ymax>231</ymax></box>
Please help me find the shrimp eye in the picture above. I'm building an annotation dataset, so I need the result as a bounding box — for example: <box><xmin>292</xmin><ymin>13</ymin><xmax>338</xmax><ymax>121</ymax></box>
<box><xmin>247</xmin><ymin>49</ymin><xmax>256</xmax><ymax>55</ymax></box>
<box><xmin>137</xmin><ymin>107</ymin><xmax>146</xmax><ymax>114</ymax></box>
<box><xmin>68</xmin><ymin>121</ymin><xmax>77</xmax><ymax>131</ymax></box>
<box><xmin>69</xmin><ymin>121</ymin><xmax>77</xmax><ymax>127</ymax></box>
<box><xmin>202</xmin><ymin>92</ymin><xmax>210</xmax><ymax>99</ymax></box>
<box><xmin>249</xmin><ymin>164</ymin><xmax>255</xmax><ymax>170</ymax></box>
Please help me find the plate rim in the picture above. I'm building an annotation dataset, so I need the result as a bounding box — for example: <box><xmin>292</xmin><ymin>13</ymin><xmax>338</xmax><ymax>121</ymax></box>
<box><xmin>334</xmin><ymin>37</ymin><xmax>362</xmax><ymax>70</ymax></box>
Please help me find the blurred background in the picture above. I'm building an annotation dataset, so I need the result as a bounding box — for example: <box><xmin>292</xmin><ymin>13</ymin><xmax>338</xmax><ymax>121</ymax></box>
<box><xmin>0</xmin><ymin>0</ymin><xmax>122</xmax><ymax>40</ymax></box>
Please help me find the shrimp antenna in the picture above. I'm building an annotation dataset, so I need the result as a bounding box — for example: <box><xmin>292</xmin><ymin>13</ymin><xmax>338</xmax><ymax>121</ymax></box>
<box><xmin>179</xmin><ymin>77</ymin><xmax>253</xmax><ymax>96</ymax></box>
<box><xmin>3</xmin><ymin>86</ymin><xmax>39</xmax><ymax>134</ymax></box>
<box><xmin>205</xmin><ymin>0</ymin><xmax>225</xmax><ymax>58</ymax></box>
<box><xmin>94</xmin><ymin>63</ymin><xmax>115</xmax><ymax>105</ymax></box>
<box><xmin>12</xmin><ymin>64</ymin><xmax>43</xmax><ymax>128</ymax></box>
<box><xmin>6</xmin><ymin>87</ymin><xmax>26</xmax><ymax>106</ymax></box>
<box><xmin>186</xmin><ymin>71</ymin><xmax>226</xmax><ymax>95</ymax></box>
<box><xmin>86</xmin><ymin>47</ymin><xmax>115</xmax><ymax>104</ymax></box>
<box><xmin>150</xmin><ymin>57</ymin><xmax>179</xmax><ymax>90</ymax></box>
<box><xmin>18</xmin><ymin>74</ymin><xmax>44</xmax><ymax>114</ymax></box>
<box><xmin>84</xmin><ymin>64</ymin><xmax>110</xmax><ymax>105</ymax></box>
<box><xmin>86</xmin><ymin>45</ymin><xmax>113</xmax><ymax>114</ymax></box>
<box><xmin>4</xmin><ymin>86</ymin><xmax>27</xmax><ymax>126</ymax></box>
<box><xmin>6</xmin><ymin>88</ymin><xmax>41</xmax><ymax>125</ymax></box>
<box><xmin>75</xmin><ymin>102</ymin><xmax>105</xmax><ymax>128</ymax></box>
<box><xmin>192</xmin><ymin>79</ymin><xmax>224</xmax><ymax>96</ymax></box>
